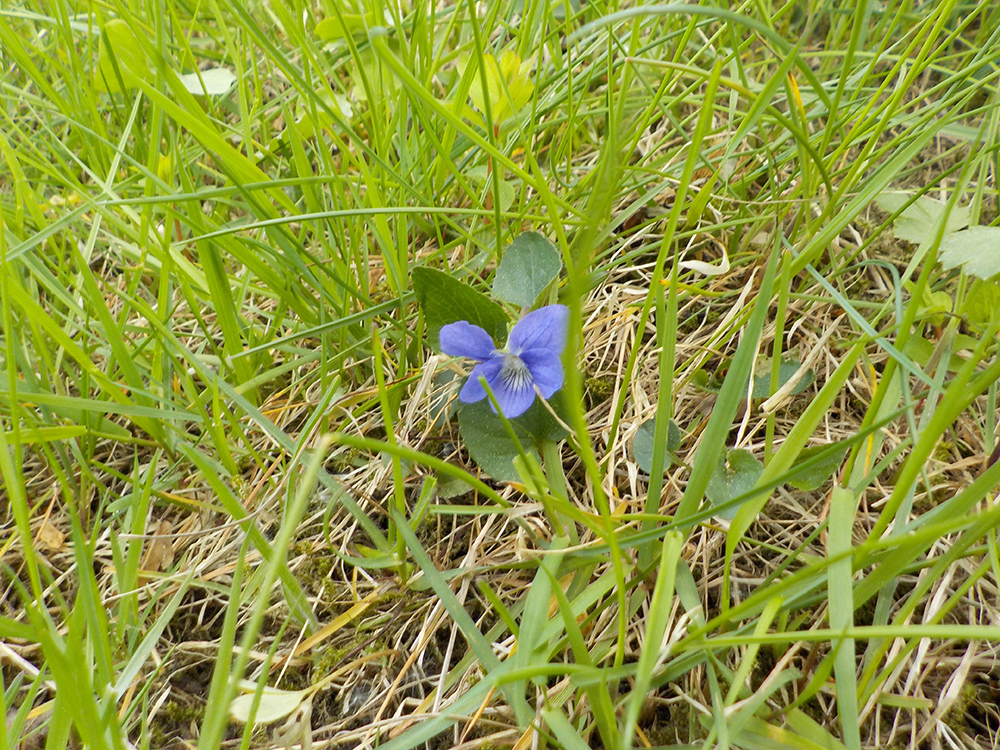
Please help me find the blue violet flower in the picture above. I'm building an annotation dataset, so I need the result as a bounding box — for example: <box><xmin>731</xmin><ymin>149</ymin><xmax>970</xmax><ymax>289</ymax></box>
<box><xmin>439</xmin><ymin>304</ymin><xmax>569</xmax><ymax>418</ymax></box>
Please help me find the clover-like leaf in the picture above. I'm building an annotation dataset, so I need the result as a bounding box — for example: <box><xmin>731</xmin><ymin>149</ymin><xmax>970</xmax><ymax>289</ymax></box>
<box><xmin>875</xmin><ymin>192</ymin><xmax>970</xmax><ymax>245</ymax></box>
<box><xmin>465</xmin><ymin>50</ymin><xmax>534</xmax><ymax>124</ymax></box>
<box><xmin>940</xmin><ymin>226</ymin><xmax>1000</xmax><ymax>279</ymax></box>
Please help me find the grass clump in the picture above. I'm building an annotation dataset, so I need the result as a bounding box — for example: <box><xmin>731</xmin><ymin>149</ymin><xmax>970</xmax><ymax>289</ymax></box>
<box><xmin>3</xmin><ymin>1</ymin><xmax>1000</xmax><ymax>748</ymax></box>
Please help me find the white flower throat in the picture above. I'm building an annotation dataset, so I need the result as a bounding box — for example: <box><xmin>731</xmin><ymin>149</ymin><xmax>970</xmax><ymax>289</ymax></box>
<box><xmin>498</xmin><ymin>352</ymin><xmax>531</xmax><ymax>391</ymax></box>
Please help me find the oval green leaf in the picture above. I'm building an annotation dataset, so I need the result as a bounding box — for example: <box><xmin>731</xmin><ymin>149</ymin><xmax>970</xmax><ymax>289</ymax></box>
<box><xmin>230</xmin><ymin>686</ymin><xmax>309</xmax><ymax>724</ymax></box>
<box><xmin>632</xmin><ymin>418</ymin><xmax>681</xmax><ymax>474</ymax></box>
<box><xmin>457</xmin><ymin>397</ymin><xmax>568</xmax><ymax>480</ymax></box>
<box><xmin>96</xmin><ymin>19</ymin><xmax>152</xmax><ymax>93</ymax></box>
<box><xmin>706</xmin><ymin>448</ymin><xmax>763</xmax><ymax>520</ymax></box>
<box><xmin>458</xmin><ymin>400</ymin><xmax>539</xmax><ymax>481</ymax></box>
<box><xmin>752</xmin><ymin>360</ymin><xmax>815</xmax><ymax>399</ymax></box>
<box><xmin>493</xmin><ymin>232</ymin><xmax>562</xmax><ymax>308</ymax></box>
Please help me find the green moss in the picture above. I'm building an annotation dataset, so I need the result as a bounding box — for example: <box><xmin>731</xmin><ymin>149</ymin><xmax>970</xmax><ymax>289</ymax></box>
<box><xmin>585</xmin><ymin>375</ymin><xmax>615</xmax><ymax>405</ymax></box>
<box><xmin>293</xmin><ymin>543</ymin><xmax>339</xmax><ymax>602</ymax></box>
<box><xmin>152</xmin><ymin>701</ymin><xmax>205</xmax><ymax>746</ymax></box>
<box><xmin>312</xmin><ymin>643</ymin><xmax>355</xmax><ymax>681</ymax></box>
<box><xmin>328</xmin><ymin>447</ymin><xmax>364</xmax><ymax>474</ymax></box>
<box><xmin>161</xmin><ymin>701</ymin><xmax>204</xmax><ymax>724</ymax></box>
<box><xmin>943</xmin><ymin>681</ymin><xmax>978</xmax><ymax>730</ymax></box>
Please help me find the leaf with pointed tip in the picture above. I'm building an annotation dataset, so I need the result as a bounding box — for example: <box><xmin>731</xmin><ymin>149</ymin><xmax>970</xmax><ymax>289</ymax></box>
<box><xmin>413</xmin><ymin>267</ymin><xmax>509</xmax><ymax>348</ymax></box>
<box><xmin>230</xmin><ymin>686</ymin><xmax>309</xmax><ymax>725</ymax></box>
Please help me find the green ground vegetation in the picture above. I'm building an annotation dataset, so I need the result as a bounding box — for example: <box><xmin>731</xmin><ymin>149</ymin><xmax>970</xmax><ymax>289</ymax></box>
<box><xmin>3</xmin><ymin>1</ymin><xmax>1000</xmax><ymax>748</ymax></box>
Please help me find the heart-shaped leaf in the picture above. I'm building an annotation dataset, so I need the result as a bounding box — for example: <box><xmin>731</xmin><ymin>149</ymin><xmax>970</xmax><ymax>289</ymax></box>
<box><xmin>632</xmin><ymin>418</ymin><xmax>682</xmax><ymax>474</ymax></box>
<box><xmin>785</xmin><ymin>442</ymin><xmax>849</xmax><ymax>491</ymax></box>
<box><xmin>458</xmin><ymin>400</ymin><xmax>539</xmax><ymax>481</ymax></box>
<box><xmin>493</xmin><ymin>232</ymin><xmax>562</xmax><ymax>308</ymax></box>
<box><xmin>706</xmin><ymin>449</ymin><xmax>763</xmax><ymax>520</ymax></box>
<box><xmin>413</xmin><ymin>267</ymin><xmax>509</xmax><ymax>347</ymax></box>
<box><xmin>457</xmin><ymin>396</ymin><xmax>569</xmax><ymax>481</ymax></box>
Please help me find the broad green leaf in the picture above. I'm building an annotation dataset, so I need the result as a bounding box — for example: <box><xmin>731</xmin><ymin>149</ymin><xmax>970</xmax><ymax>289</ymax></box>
<box><xmin>632</xmin><ymin>417</ymin><xmax>681</xmax><ymax>474</ymax></box>
<box><xmin>464</xmin><ymin>50</ymin><xmax>534</xmax><ymax>123</ymax></box>
<box><xmin>459</xmin><ymin>401</ymin><xmax>539</xmax><ymax>481</ymax></box>
<box><xmin>412</xmin><ymin>267</ymin><xmax>509</xmax><ymax>347</ymax></box>
<box><xmin>435</xmin><ymin>472</ymin><xmax>473</xmax><ymax>499</ymax></box>
<box><xmin>959</xmin><ymin>278</ymin><xmax>1000</xmax><ymax>331</ymax></box>
<box><xmin>940</xmin><ymin>226</ymin><xmax>1000</xmax><ymax>279</ymax></box>
<box><xmin>753</xmin><ymin>360</ymin><xmax>815</xmax><ymax>399</ymax></box>
<box><xmin>785</xmin><ymin>442</ymin><xmax>849</xmax><ymax>491</ymax></box>
<box><xmin>706</xmin><ymin>449</ymin><xmax>763</xmax><ymax>520</ymax></box>
<box><xmin>457</xmin><ymin>398</ymin><xmax>567</xmax><ymax>480</ymax></box>
<box><xmin>493</xmin><ymin>232</ymin><xmax>562</xmax><ymax>308</ymax></box>
<box><xmin>96</xmin><ymin>19</ymin><xmax>151</xmax><ymax>93</ymax></box>
<box><xmin>903</xmin><ymin>336</ymin><xmax>969</xmax><ymax>374</ymax></box>
<box><xmin>314</xmin><ymin>11</ymin><xmax>387</xmax><ymax>41</ymax></box>
<box><xmin>178</xmin><ymin>68</ymin><xmax>237</xmax><ymax>97</ymax></box>
<box><xmin>515</xmin><ymin>390</ymin><xmax>571</xmax><ymax>444</ymax></box>
<box><xmin>875</xmin><ymin>192</ymin><xmax>969</xmax><ymax>245</ymax></box>
<box><xmin>467</xmin><ymin>166</ymin><xmax>515</xmax><ymax>213</ymax></box>
<box><xmin>229</xmin><ymin>686</ymin><xmax>309</xmax><ymax>724</ymax></box>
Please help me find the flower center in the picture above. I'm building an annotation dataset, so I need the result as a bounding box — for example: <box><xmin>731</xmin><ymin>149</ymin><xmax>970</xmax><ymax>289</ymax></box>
<box><xmin>498</xmin><ymin>352</ymin><xmax>532</xmax><ymax>392</ymax></box>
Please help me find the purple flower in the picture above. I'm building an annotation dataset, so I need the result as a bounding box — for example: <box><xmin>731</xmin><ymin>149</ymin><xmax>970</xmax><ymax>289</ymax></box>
<box><xmin>439</xmin><ymin>304</ymin><xmax>569</xmax><ymax>418</ymax></box>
